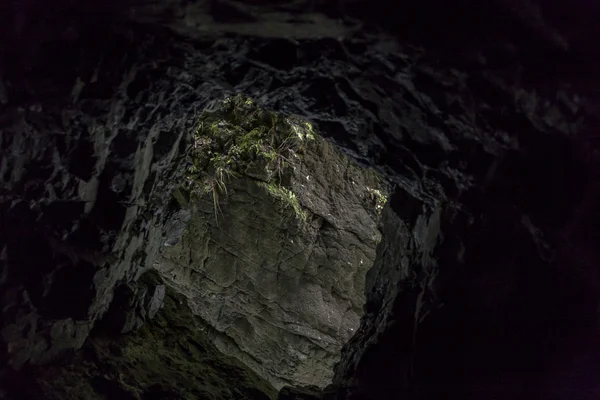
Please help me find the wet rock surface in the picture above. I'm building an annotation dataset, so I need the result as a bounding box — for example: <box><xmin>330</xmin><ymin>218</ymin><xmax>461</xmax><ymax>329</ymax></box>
<box><xmin>0</xmin><ymin>0</ymin><xmax>599</xmax><ymax>399</ymax></box>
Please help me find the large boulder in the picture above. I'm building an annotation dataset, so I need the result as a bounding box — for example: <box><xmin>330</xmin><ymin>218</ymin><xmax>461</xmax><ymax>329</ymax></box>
<box><xmin>1</xmin><ymin>1</ymin><xmax>599</xmax><ymax>399</ymax></box>
<box><xmin>156</xmin><ymin>95</ymin><xmax>388</xmax><ymax>389</ymax></box>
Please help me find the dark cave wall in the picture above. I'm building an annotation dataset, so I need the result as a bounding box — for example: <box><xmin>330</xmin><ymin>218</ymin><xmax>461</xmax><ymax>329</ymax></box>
<box><xmin>0</xmin><ymin>273</ymin><xmax>278</xmax><ymax>400</ymax></box>
<box><xmin>328</xmin><ymin>66</ymin><xmax>600</xmax><ymax>400</ymax></box>
<box><xmin>271</xmin><ymin>1</ymin><xmax>600</xmax><ymax>398</ymax></box>
<box><xmin>1</xmin><ymin>0</ymin><xmax>599</xmax><ymax>399</ymax></box>
<box><xmin>333</xmin><ymin>174</ymin><xmax>600</xmax><ymax>400</ymax></box>
<box><xmin>0</xmin><ymin>23</ymin><xmax>204</xmax><ymax>368</ymax></box>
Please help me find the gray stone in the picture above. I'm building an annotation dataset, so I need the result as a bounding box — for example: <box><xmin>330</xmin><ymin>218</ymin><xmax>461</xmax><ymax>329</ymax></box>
<box><xmin>163</xmin><ymin>209</ymin><xmax>192</xmax><ymax>247</ymax></box>
<box><xmin>97</xmin><ymin>271</ymin><xmax>167</xmax><ymax>335</ymax></box>
<box><xmin>146</xmin><ymin>284</ymin><xmax>166</xmax><ymax>319</ymax></box>
<box><xmin>155</xmin><ymin>97</ymin><xmax>388</xmax><ymax>389</ymax></box>
<box><xmin>1</xmin><ymin>1</ymin><xmax>599</xmax><ymax>399</ymax></box>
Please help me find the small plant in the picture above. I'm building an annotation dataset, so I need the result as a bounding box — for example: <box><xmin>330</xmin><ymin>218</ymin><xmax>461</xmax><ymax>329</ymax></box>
<box><xmin>183</xmin><ymin>94</ymin><xmax>315</xmax><ymax>224</ymax></box>
<box><xmin>205</xmin><ymin>165</ymin><xmax>237</xmax><ymax>223</ymax></box>
<box><xmin>258</xmin><ymin>182</ymin><xmax>308</xmax><ymax>223</ymax></box>
<box><xmin>366</xmin><ymin>187</ymin><xmax>388</xmax><ymax>216</ymax></box>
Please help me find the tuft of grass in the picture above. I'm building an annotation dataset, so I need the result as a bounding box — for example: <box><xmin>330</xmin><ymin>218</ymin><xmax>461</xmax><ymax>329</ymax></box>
<box><xmin>366</xmin><ymin>187</ymin><xmax>388</xmax><ymax>216</ymax></box>
<box><xmin>183</xmin><ymin>94</ymin><xmax>314</xmax><ymax>224</ymax></box>
<box><xmin>257</xmin><ymin>182</ymin><xmax>308</xmax><ymax>223</ymax></box>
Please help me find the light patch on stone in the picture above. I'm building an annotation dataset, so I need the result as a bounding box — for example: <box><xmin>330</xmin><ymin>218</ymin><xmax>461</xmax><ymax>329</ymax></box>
<box><xmin>157</xmin><ymin>94</ymin><xmax>390</xmax><ymax>389</ymax></box>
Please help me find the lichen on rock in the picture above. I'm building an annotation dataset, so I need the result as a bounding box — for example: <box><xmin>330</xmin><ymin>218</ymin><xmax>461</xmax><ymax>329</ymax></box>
<box><xmin>156</xmin><ymin>94</ymin><xmax>389</xmax><ymax>389</ymax></box>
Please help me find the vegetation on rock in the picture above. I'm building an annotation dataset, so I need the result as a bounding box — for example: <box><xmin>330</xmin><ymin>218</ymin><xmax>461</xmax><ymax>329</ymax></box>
<box><xmin>183</xmin><ymin>94</ymin><xmax>317</xmax><ymax>223</ymax></box>
<box><xmin>164</xmin><ymin>95</ymin><xmax>391</xmax><ymax>389</ymax></box>
<box><xmin>257</xmin><ymin>181</ymin><xmax>309</xmax><ymax>223</ymax></box>
<box><xmin>366</xmin><ymin>187</ymin><xmax>388</xmax><ymax>216</ymax></box>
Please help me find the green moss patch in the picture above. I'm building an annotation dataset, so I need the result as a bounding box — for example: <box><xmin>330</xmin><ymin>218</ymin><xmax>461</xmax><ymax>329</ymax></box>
<box><xmin>183</xmin><ymin>94</ymin><xmax>315</xmax><ymax>223</ymax></box>
<box><xmin>256</xmin><ymin>182</ymin><xmax>309</xmax><ymax>223</ymax></box>
<box><xmin>366</xmin><ymin>187</ymin><xmax>388</xmax><ymax>216</ymax></box>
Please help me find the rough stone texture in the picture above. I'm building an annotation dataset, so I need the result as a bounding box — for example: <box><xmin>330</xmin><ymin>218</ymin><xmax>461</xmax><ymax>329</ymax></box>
<box><xmin>0</xmin><ymin>20</ymin><xmax>204</xmax><ymax>369</ymax></box>
<box><xmin>0</xmin><ymin>0</ymin><xmax>599</xmax><ymax>399</ymax></box>
<box><xmin>277</xmin><ymin>385</ymin><xmax>324</xmax><ymax>400</ymax></box>
<box><xmin>156</xmin><ymin>98</ymin><xmax>386</xmax><ymax>389</ymax></box>
<box><xmin>0</xmin><ymin>272</ymin><xmax>277</xmax><ymax>400</ymax></box>
<box><xmin>97</xmin><ymin>272</ymin><xmax>166</xmax><ymax>334</ymax></box>
<box><xmin>328</xmin><ymin>4</ymin><xmax>600</xmax><ymax>399</ymax></box>
<box><xmin>326</xmin><ymin>142</ymin><xmax>599</xmax><ymax>400</ymax></box>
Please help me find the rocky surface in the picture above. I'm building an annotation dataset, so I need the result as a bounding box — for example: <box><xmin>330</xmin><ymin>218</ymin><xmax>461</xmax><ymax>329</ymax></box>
<box><xmin>325</xmin><ymin>133</ymin><xmax>600</xmax><ymax>400</ymax></box>
<box><xmin>0</xmin><ymin>0</ymin><xmax>599</xmax><ymax>399</ymax></box>
<box><xmin>156</xmin><ymin>95</ymin><xmax>386</xmax><ymax>389</ymax></box>
<box><xmin>0</xmin><ymin>271</ymin><xmax>277</xmax><ymax>400</ymax></box>
<box><xmin>0</xmin><ymin>25</ymin><xmax>194</xmax><ymax>369</ymax></box>
<box><xmin>97</xmin><ymin>270</ymin><xmax>167</xmax><ymax>335</ymax></box>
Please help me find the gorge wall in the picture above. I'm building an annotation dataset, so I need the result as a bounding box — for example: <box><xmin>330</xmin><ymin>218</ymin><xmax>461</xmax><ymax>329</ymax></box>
<box><xmin>1</xmin><ymin>0</ymin><xmax>599</xmax><ymax>399</ymax></box>
<box><xmin>156</xmin><ymin>95</ymin><xmax>386</xmax><ymax>389</ymax></box>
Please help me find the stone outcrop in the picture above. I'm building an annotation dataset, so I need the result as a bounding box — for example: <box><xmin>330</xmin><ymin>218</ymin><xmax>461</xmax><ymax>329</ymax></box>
<box><xmin>0</xmin><ymin>271</ymin><xmax>278</xmax><ymax>400</ymax></box>
<box><xmin>96</xmin><ymin>271</ymin><xmax>166</xmax><ymax>335</ymax></box>
<box><xmin>0</xmin><ymin>27</ymin><xmax>195</xmax><ymax>368</ymax></box>
<box><xmin>1</xmin><ymin>0</ymin><xmax>599</xmax><ymax>399</ymax></box>
<box><xmin>156</xmin><ymin>95</ymin><xmax>386</xmax><ymax>389</ymax></box>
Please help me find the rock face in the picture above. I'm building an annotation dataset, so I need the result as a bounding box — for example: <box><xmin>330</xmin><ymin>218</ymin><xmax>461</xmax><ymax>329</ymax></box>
<box><xmin>0</xmin><ymin>271</ymin><xmax>278</xmax><ymax>400</ymax></box>
<box><xmin>156</xmin><ymin>96</ymin><xmax>386</xmax><ymax>389</ymax></box>
<box><xmin>0</xmin><ymin>25</ymin><xmax>195</xmax><ymax>368</ymax></box>
<box><xmin>97</xmin><ymin>271</ymin><xmax>167</xmax><ymax>335</ymax></box>
<box><xmin>326</xmin><ymin>145</ymin><xmax>600</xmax><ymax>400</ymax></box>
<box><xmin>1</xmin><ymin>0</ymin><xmax>599</xmax><ymax>399</ymax></box>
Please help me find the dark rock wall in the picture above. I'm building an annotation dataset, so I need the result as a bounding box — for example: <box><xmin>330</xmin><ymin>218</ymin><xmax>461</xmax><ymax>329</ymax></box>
<box><xmin>0</xmin><ymin>272</ymin><xmax>278</xmax><ymax>400</ymax></box>
<box><xmin>1</xmin><ymin>0</ymin><xmax>599</xmax><ymax>399</ymax></box>
<box><xmin>0</xmin><ymin>22</ymin><xmax>201</xmax><ymax>368</ymax></box>
<box><xmin>328</xmin><ymin>1</ymin><xmax>600</xmax><ymax>399</ymax></box>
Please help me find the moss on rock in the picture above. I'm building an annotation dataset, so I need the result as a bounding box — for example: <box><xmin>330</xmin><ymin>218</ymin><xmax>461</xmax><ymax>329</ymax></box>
<box><xmin>183</xmin><ymin>94</ymin><xmax>318</xmax><ymax>223</ymax></box>
<box><xmin>257</xmin><ymin>181</ymin><xmax>309</xmax><ymax>223</ymax></box>
<box><xmin>158</xmin><ymin>95</ymin><xmax>391</xmax><ymax>389</ymax></box>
